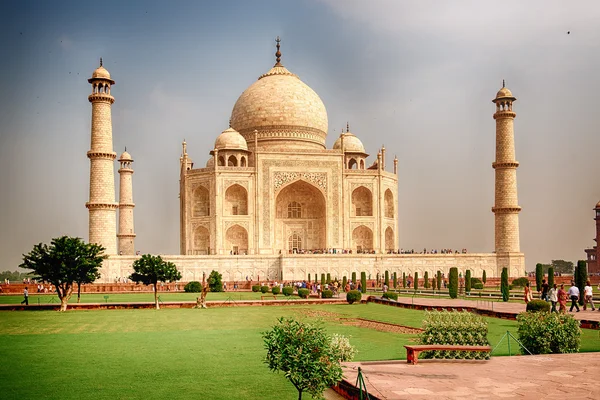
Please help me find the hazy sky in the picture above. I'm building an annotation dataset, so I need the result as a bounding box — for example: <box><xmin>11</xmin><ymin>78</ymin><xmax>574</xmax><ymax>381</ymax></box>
<box><xmin>1</xmin><ymin>0</ymin><xmax>599</xmax><ymax>272</ymax></box>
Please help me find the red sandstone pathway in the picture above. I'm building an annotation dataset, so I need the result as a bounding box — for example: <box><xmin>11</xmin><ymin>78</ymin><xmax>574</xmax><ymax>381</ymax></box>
<box><xmin>391</xmin><ymin>295</ymin><xmax>600</xmax><ymax>322</ymax></box>
<box><xmin>342</xmin><ymin>353</ymin><xmax>600</xmax><ymax>399</ymax></box>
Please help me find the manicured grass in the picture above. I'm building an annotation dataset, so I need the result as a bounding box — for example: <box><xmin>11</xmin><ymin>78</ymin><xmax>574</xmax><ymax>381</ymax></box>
<box><xmin>0</xmin><ymin>303</ymin><xmax>599</xmax><ymax>400</ymax></box>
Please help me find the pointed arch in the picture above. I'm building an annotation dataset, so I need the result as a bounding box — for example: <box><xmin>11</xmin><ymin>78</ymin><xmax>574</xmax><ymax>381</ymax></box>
<box><xmin>225</xmin><ymin>184</ymin><xmax>248</xmax><ymax>216</ymax></box>
<box><xmin>385</xmin><ymin>227</ymin><xmax>394</xmax><ymax>252</ymax></box>
<box><xmin>352</xmin><ymin>225</ymin><xmax>373</xmax><ymax>253</ymax></box>
<box><xmin>348</xmin><ymin>158</ymin><xmax>357</xmax><ymax>169</ymax></box>
<box><xmin>218</xmin><ymin>156</ymin><xmax>225</xmax><ymax>166</ymax></box>
<box><xmin>192</xmin><ymin>186</ymin><xmax>210</xmax><ymax>217</ymax></box>
<box><xmin>352</xmin><ymin>186</ymin><xmax>373</xmax><ymax>216</ymax></box>
<box><xmin>193</xmin><ymin>226</ymin><xmax>210</xmax><ymax>255</ymax></box>
<box><xmin>227</xmin><ymin>155</ymin><xmax>238</xmax><ymax>166</ymax></box>
<box><xmin>384</xmin><ymin>189</ymin><xmax>394</xmax><ymax>218</ymax></box>
<box><xmin>225</xmin><ymin>224</ymin><xmax>248</xmax><ymax>255</ymax></box>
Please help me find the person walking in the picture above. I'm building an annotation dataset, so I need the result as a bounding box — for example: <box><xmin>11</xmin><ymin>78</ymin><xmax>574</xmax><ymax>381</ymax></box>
<box><xmin>541</xmin><ymin>279</ymin><xmax>549</xmax><ymax>301</ymax></box>
<box><xmin>568</xmin><ymin>281</ymin><xmax>580</xmax><ymax>312</ymax></box>
<box><xmin>21</xmin><ymin>287</ymin><xmax>29</xmax><ymax>305</ymax></box>
<box><xmin>558</xmin><ymin>284</ymin><xmax>568</xmax><ymax>314</ymax></box>
<box><xmin>549</xmin><ymin>284</ymin><xmax>558</xmax><ymax>313</ymax></box>
<box><xmin>524</xmin><ymin>282</ymin><xmax>533</xmax><ymax>304</ymax></box>
<box><xmin>583</xmin><ymin>280</ymin><xmax>595</xmax><ymax>311</ymax></box>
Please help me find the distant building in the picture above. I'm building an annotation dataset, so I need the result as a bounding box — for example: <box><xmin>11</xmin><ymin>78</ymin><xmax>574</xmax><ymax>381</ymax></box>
<box><xmin>585</xmin><ymin>201</ymin><xmax>600</xmax><ymax>274</ymax></box>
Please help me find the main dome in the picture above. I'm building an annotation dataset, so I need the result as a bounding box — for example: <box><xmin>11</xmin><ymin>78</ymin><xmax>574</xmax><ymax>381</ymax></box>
<box><xmin>230</xmin><ymin>55</ymin><xmax>328</xmax><ymax>151</ymax></box>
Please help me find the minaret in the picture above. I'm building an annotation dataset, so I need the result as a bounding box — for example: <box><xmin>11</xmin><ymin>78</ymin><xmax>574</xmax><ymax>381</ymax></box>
<box><xmin>86</xmin><ymin>59</ymin><xmax>118</xmax><ymax>254</ymax></box>
<box><xmin>117</xmin><ymin>149</ymin><xmax>136</xmax><ymax>255</ymax></box>
<box><xmin>492</xmin><ymin>81</ymin><xmax>521</xmax><ymax>256</ymax></box>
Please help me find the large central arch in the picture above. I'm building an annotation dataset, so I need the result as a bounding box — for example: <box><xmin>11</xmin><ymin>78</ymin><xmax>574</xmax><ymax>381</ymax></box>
<box><xmin>275</xmin><ymin>180</ymin><xmax>326</xmax><ymax>253</ymax></box>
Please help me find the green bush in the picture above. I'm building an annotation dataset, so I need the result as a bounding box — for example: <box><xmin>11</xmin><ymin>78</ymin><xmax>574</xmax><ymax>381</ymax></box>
<box><xmin>419</xmin><ymin>311</ymin><xmax>490</xmax><ymax>360</ymax></box>
<box><xmin>501</xmin><ymin>268</ymin><xmax>509</xmax><ymax>302</ymax></box>
<box><xmin>526</xmin><ymin>299</ymin><xmax>550</xmax><ymax>312</ymax></box>
<box><xmin>184</xmin><ymin>281</ymin><xmax>202</xmax><ymax>293</ymax></box>
<box><xmin>449</xmin><ymin>268</ymin><xmax>458</xmax><ymax>299</ymax></box>
<box><xmin>517</xmin><ymin>312</ymin><xmax>581</xmax><ymax>354</ymax></box>
<box><xmin>512</xmin><ymin>277</ymin><xmax>529</xmax><ymax>287</ymax></box>
<box><xmin>208</xmin><ymin>270</ymin><xmax>223</xmax><ymax>292</ymax></box>
<box><xmin>260</xmin><ymin>285</ymin><xmax>269</xmax><ymax>294</ymax></box>
<box><xmin>360</xmin><ymin>272</ymin><xmax>367</xmax><ymax>294</ymax></box>
<box><xmin>472</xmin><ymin>283</ymin><xmax>484</xmax><ymax>290</ymax></box>
<box><xmin>382</xmin><ymin>292</ymin><xmax>398</xmax><ymax>301</ymax></box>
<box><xmin>298</xmin><ymin>288</ymin><xmax>310</xmax><ymax>299</ymax></box>
<box><xmin>321</xmin><ymin>289</ymin><xmax>333</xmax><ymax>299</ymax></box>
<box><xmin>272</xmin><ymin>286</ymin><xmax>281</xmax><ymax>295</ymax></box>
<box><xmin>470</xmin><ymin>277</ymin><xmax>482</xmax><ymax>287</ymax></box>
<box><xmin>465</xmin><ymin>270</ymin><xmax>471</xmax><ymax>293</ymax></box>
<box><xmin>346</xmin><ymin>290</ymin><xmax>361</xmax><ymax>304</ymax></box>
<box><xmin>282</xmin><ymin>286</ymin><xmax>294</xmax><ymax>296</ymax></box>
<box><xmin>252</xmin><ymin>285</ymin><xmax>261</xmax><ymax>292</ymax></box>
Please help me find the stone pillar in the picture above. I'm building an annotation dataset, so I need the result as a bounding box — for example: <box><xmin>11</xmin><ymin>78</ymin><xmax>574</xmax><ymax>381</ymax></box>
<box><xmin>117</xmin><ymin>150</ymin><xmax>136</xmax><ymax>255</ymax></box>
<box><xmin>86</xmin><ymin>60</ymin><xmax>118</xmax><ymax>254</ymax></box>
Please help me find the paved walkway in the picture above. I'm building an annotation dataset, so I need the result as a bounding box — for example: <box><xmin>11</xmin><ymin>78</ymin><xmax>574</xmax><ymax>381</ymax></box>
<box><xmin>383</xmin><ymin>295</ymin><xmax>600</xmax><ymax>323</ymax></box>
<box><xmin>340</xmin><ymin>353</ymin><xmax>600</xmax><ymax>399</ymax></box>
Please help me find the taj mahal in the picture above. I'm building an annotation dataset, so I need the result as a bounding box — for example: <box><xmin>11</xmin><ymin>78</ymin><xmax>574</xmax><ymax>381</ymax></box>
<box><xmin>86</xmin><ymin>39</ymin><xmax>525</xmax><ymax>283</ymax></box>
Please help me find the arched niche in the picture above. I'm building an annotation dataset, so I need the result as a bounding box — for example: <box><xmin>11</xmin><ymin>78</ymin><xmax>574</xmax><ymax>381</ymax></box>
<box><xmin>224</xmin><ymin>184</ymin><xmax>248</xmax><ymax>216</ymax></box>
<box><xmin>384</xmin><ymin>189</ymin><xmax>394</xmax><ymax>218</ymax></box>
<box><xmin>225</xmin><ymin>224</ymin><xmax>248</xmax><ymax>255</ymax></box>
<box><xmin>193</xmin><ymin>226</ymin><xmax>210</xmax><ymax>255</ymax></box>
<box><xmin>352</xmin><ymin>225</ymin><xmax>373</xmax><ymax>253</ymax></box>
<box><xmin>352</xmin><ymin>186</ymin><xmax>373</xmax><ymax>216</ymax></box>
<box><xmin>192</xmin><ymin>186</ymin><xmax>210</xmax><ymax>217</ymax></box>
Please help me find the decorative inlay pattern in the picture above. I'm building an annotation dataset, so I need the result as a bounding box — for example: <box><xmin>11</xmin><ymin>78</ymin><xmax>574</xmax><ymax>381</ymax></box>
<box><xmin>273</xmin><ymin>172</ymin><xmax>327</xmax><ymax>193</ymax></box>
<box><xmin>350</xmin><ymin>182</ymin><xmax>374</xmax><ymax>192</ymax></box>
<box><xmin>224</xmin><ymin>180</ymin><xmax>249</xmax><ymax>190</ymax></box>
<box><xmin>224</xmin><ymin>220</ymin><xmax>249</xmax><ymax>231</ymax></box>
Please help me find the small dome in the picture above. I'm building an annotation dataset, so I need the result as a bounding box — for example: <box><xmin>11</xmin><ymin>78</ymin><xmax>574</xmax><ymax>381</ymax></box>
<box><xmin>206</xmin><ymin>157</ymin><xmax>215</xmax><ymax>168</ymax></box>
<box><xmin>333</xmin><ymin>132</ymin><xmax>366</xmax><ymax>153</ymax></box>
<box><xmin>92</xmin><ymin>65</ymin><xmax>111</xmax><ymax>80</ymax></box>
<box><xmin>119</xmin><ymin>151</ymin><xmax>132</xmax><ymax>161</ymax></box>
<box><xmin>214</xmin><ymin>127</ymin><xmax>248</xmax><ymax>151</ymax></box>
<box><xmin>496</xmin><ymin>87</ymin><xmax>513</xmax><ymax>98</ymax></box>
<box><xmin>595</xmin><ymin>200</ymin><xmax>600</xmax><ymax>209</ymax></box>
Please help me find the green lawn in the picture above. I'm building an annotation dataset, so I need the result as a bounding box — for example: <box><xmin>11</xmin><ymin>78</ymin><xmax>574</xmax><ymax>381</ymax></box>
<box><xmin>0</xmin><ymin>303</ymin><xmax>599</xmax><ymax>400</ymax></box>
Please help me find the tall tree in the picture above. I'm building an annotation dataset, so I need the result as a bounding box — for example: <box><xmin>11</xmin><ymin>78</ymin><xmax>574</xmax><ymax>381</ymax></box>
<box><xmin>465</xmin><ymin>270</ymin><xmax>471</xmax><ymax>293</ymax></box>
<box><xmin>547</xmin><ymin>267</ymin><xmax>554</xmax><ymax>288</ymax></box>
<box><xmin>575</xmin><ymin>260</ymin><xmax>587</xmax><ymax>306</ymax></box>
<box><xmin>263</xmin><ymin>318</ymin><xmax>353</xmax><ymax>400</ymax></box>
<box><xmin>129</xmin><ymin>254</ymin><xmax>182</xmax><ymax>309</ymax></box>
<box><xmin>501</xmin><ymin>267</ymin><xmax>509</xmax><ymax>302</ymax></box>
<box><xmin>482</xmin><ymin>270</ymin><xmax>487</xmax><ymax>285</ymax></box>
<box><xmin>535</xmin><ymin>263</ymin><xmax>543</xmax><ymax>292</ymax></box>
<box><xmin>360</xmin><ymin>272</ymin><xmax>367</xmax><ymax>294</ymax></box>
<box><xmin>393</xmin><ymin>272</ymin><xmax>397</xmax><ymax>289</ymax></box>
<box><xmin>351</xmin><ymin>272</ymin><xmax>357</xmax><ymax>285</ymax></box>
<box><xmin>414</xmin><ymin>272</ymin><xmax>419</xmax><ymax>291</ymax></box>
<box><xmin>437</xmin><ymin>270</ymin><xmax>442</xmax><ymax>290</ymax></box>
<box><xmin>402</xmin><ymin>272</ymin><xmax>406</xmax><ymax>288</ymax></box>
<box><xmin>384</xmin><ymin>270</ymin><xmax>389</xmax><ymax>287</ymax></box>
<box><xmin>551</xmin><ymin>260</ymin><xmax>575</xmax><ymax>275</ymax></box>
<box><xmin>423</xmin><ymin>271</ymin><xmax>429</xmax><ymax>288</ymax></box>
<box><xmin>449</xmin><ymin>268</ymin><xmax>458</xmax><ymax>299</ymax></box>
<box><xmin>20</xmin><ymin>236</ymin><xmax>106</xmax><ymax>311</ymax></box>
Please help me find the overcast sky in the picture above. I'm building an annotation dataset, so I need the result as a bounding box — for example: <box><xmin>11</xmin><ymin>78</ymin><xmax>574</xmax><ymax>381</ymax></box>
<box><xmin>1</xmin><ymin>0</ymin><xmax>598</xmax><ymax>272</ymax></box>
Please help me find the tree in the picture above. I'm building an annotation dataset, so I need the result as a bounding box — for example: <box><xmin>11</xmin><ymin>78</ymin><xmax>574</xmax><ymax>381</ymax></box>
<box><xmin>20</xmin><ymin>236</ymin><xmax>105</xmax><ymax>311</ymax></box>
<box><xmin>535</xmin><ymin>263</ymin><xmax>543</xmax><ymax>292</ymax></box>
<box><xmin>575</xmin><ymin>260</ymin><xmax>587</xmax><ymax>306</ymax></box>
<box><xmin>501</xmin><ymin>267</ymin><xmax>509</xmax><ymax>302</ymax></box>
<box><xmin>207</xmin><ymin>270</ymin><xmax>223</xmax><ymax>292</ymax></box>
<box><xmin>326</xmin><ymin>273</ymin><xmax>331</xmax><ymax>284</ymax></box>
<box><xmin>263</xmin><ymin>318</ymin><xmax>353</xmax><ymax>400</ymax></box>
<box><xmin>130</xmin><ymin>254</ymin><xmax>182</xmax><ymax>310</ymax></box>
<box><xmin>423</xmin><ymin>271</ymin><xmax>429</xmax><ymax>288</ymax></box>
<box><xmin>308</xmin><ymin>273</ymin><xmax>311</xmax><ymax>283</ymax></box>
<box><xmin>403</xmin><ymin>272</ymin><xmax>406</xmax><ymax>288</ymax></box>
<box><xmin>360</xmin><ymin>272</ymin><xmax>367</xmax><ymax>294</ymax></box>
<box><xmin>437</xmin><ymin>270</ymin><xmax>442</xmax><ymax>290</ymax></box>
<box><xmin>551</xmin><ymin>260</ymin><xmax>575</xmax><ymax>275</ymax></box>
<box><xmin>321</xmin><ymin>273</ymin><xmax>325</xmax><ymax>286</ymax></box>
<box><xmin>482</xmin><ymin>270</ymin><xmax>487</xmax><ymax>285</ymax></box>
<box><xmin>342</xmin><ymin>276</ymin><xmax>347</xmax><ymax>290</ymax></box>
<box><xmin>414</xmin><ymin>272</ymin><xmax>419</xmax><ymax>291</ymax></box>
<box><xmin>384</xmin><ymin>270</ymin><xmax>389</xmax><ymax>287</ymax></box>
<box><xmin>449</xmin><ymin>268</ymin><xmax>458</xmax><ymax>299</ymax></box>
<box><xmin>465</xmin><ymin>270</ymin><xmax>471</xmax><ymax>293</ymax></box>
<box><xmin>393</xmin><ymin>272</ymin><xmax>397</xmax><ymax>289</ymax></box>
<box><xmin>548</xmin><ymin>267</ymin><xmax>554</xmax><ymax>288</ymax></box>
<box><xmin>351</xmin><ymin>272</ymin><xmax>357</xmax><ymax>285</ymax></box>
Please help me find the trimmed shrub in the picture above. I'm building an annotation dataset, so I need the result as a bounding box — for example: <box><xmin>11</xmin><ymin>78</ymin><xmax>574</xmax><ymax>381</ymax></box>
<box><xmin>184</xmin><ymin>281</ymin><xmax>202</xmax><ymax>293</ymax></box>
<box><xmin>298</xmin><ymin>288</ymin><xmax>310</xmax><ymax>299</ymax></box>
<box><xmin>436</xmin><ymin>271</ymin><xmax>442</xmax><ymax>290</ymax></box>
<box><xmin>321</xmin><ymin>289</ymin><xmax>333</xmax><ymax>299</ymax></box>
<box><xmin>271</xmin><ymin>286</ymin><xmax>281</xmax><ymax>295</ymax></box>
<box><xmin>547</xmin><ymin>267</ymin><xmax>554</xmax><ymax>288</ymax></box>
<box><xmin>512</xmin><ymin>277</ymin><xmax>529</xmax><ymax>287</ymax></box>
<box><xmin>382</xmin><ymin>292</ymin><xmax>398</xmax><ymax>301</ymax></box>
<box><xmin>465</xmin><ymin>270</ymin><xmax>471</xmax><ymax>293</ymax></box>
<box><xmin>517</xmin><ymin>312</ymin><xmax>581</xmax><ymax>354</ymax></box>
<box><xmin>252</xmin><ymin>285</ymin><xmax>261</xmax><ymax>292</ymax></box>
<box><xmin>384</xmin><ymin>271</ymin><xmax>390</xmax><ymax>287</ymax></box>
<box><xmin>472</xmin><ymin>283</ymin><xmax>484</xmax><ymax>290</ymax></box>
<box><xmin>342</xmin><ymin>276</ymin><xmax>347</xmax><ymax>290</ymax></box>
<box><xmin>414</xmin><ymin>272</ymin><xmax>418</xmax><ymax>291</ymax></box>
<box><xmin>419</xmin><ymin>311</ymin><xmax>490</xmax><ymax>360</ymax></box>
<box><xmin>346</xmin><ymin>290</ymin><xmax>361</xmax><ymax>304</ymax></box>
<box><xmin>402</xmin><ymin>272</ymin><xmax>406</xmax><ymax>288</ymax></box>
<box><xmin>393</xmin><ymin>272</ymin><xmax>397</xmax><ymax>288</ymax></box>
<box><xmin>260</xmin><ymin>285</ymin><xmax>269</xmax><ymax>294</ymax></box>
<box><xmin>326</xmin><ymin>273</ymin><xmax>331</xmax><ymax>284</ymax></box>
<box><xmin>351</xmin><ymin>272</ymin><xmax>357</xmax><ymax>285</ymax></box>
<box><xmin>535</xmin><ymin>263</ymin><xmax>543</xmax><ymax>292</ymax></box>
<box><xmin>424</xmin><ymin>271</ymin><xmax>429</xmax><ymax>289</ymax></box>
<box><xmin>360</xmin><ymin>272</ymin><xmax>367</xmax><ymax>294</ymax></box>
<box><xmin>282</xmin><ymin>286</ymin><xmax>294</xmax><ymax>296</ymax></box>
<box><xmin>501</xmin><ymin>268</ymin><xmax>509</xmax><ymax>302</ymax></box>
<box><xmin>526</xmin><ymin>299</ymin><xmax>550</xmax><ymax>312</ymax></box>
<box><xmin>482</xmin><ymin>270</ymin><xmax>487</xmax><ymax>284</ymax></box>
<box><xmin>449</xmin><ymin>268</ymin><xmax>458</xmax><ymax>299</ymax></box>
<box><xmin>471</xmin><ymin>277</ymin><xmax>482</xmax><ymax>287</ymax></box>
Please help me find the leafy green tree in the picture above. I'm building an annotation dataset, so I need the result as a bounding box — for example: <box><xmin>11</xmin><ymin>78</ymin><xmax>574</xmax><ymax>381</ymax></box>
<box><xmin>548</xmin><ymin>267</ymin><xmax>554</xmax><ymax>288</ymax></box>
<box><xmin>551</xmin><ymin>260</ymin><xmax>575</xmax><ymax>275</ymax></box>
<box><xmin>393</xmin><ymin>272</ymin><xmax>397</xmax><ymax>288</ymax></box>
<box><xmin>342</xmin><ymin>276</ymin><xmax>347</xmax><ymax>290</ymax></box>
<box><xmin>384</xmin><ymin>271</ymin><xmax>389</xmax><ymax>287</ymax></box>
<box><xmin>424</xmin><ymin>271</ymin><xmax>429</xmax><ymax>288</ymax></box>
<box><xmin>208</xmin><ymin>270</ymin><xmax>223</xmax><ymax>292</ymax></box>
<box><xmin>351</xmin><ymin>272</ymin><xmax>356</xmax><ymax>285</ymax></box>
<box><xmin>326</xmin><ymin>273</ymin><xmax>331</xmax><ymax>284</ymax></box>
<box><xmin>0</xmin><ymin>270</ymin><xmax>34</xmax><ymax>283</ymax></box>
<box><xmin>20</xmin><ymin>236</ymin><xmax>106</xmax><ymax>311</ymax></box>
<box><xmin>575</xmin><ymin>260</ymin><xmax>587</xmax><ymax>306</ymax></box>
<box><xmin>501</xmin><ymin>267</ymin><xmax>509</xmax><ymax>302</ymax></box>
<box><xmin>321</xmin><ymin>273</ymin><xmax>325</xmax><ymax>286</ymax></box>
<box><xmin>360</xmin><ymin>272</ymin><xmax>367</xmax><ymax>294</ymax></box>
<box><xmin>414</xmin><ymin>272</ymin><xmax>419</xmax><ymax>291</ymax></box>
<box><xmin>465</xmin><ymin>270</ymin><xmax>471</xmax><ymax>293</ymax></box>
<box><xmin>535</xmin><ymin>263</ymin><xmax>543</xmax><ymax>292</ymax></box>
<box><xmin>308</xmin><ymin>273</ymin><xmax>311</xmax><ymax>283</ymax></box>
<box><xmin>402</xmin><ymin>272</ymin><xmax>406</xmax><ymax>288</ymax></box>
<box><xmin>482</xmin><ymin>270</ymin><xmax>487</xmax><ymax>285</ymax></box>
<box><xmin>449</xmin><ymin>268</ymin><xmax>458</xmax><ymax>299</ymax></box>
<box><xmin>263</xmin><ymin>318</ymin><xmax>352</xmax><ymax>400</ymax></box>
<box><xmin>437</xmin><ymin>270</ymin><xmax>442</xmax><ymax>290</ymax></box>
<box><xmin>130</xmin><ymin>254</ymin><xmax>182</xmax><ymax>309</ymax></box>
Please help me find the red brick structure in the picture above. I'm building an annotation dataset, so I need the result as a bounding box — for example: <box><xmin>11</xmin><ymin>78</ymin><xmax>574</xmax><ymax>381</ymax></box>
<box><xmin>585</xmin><ymin>201</ymin><xmax>600</xmax><ymax>274</ymax></box>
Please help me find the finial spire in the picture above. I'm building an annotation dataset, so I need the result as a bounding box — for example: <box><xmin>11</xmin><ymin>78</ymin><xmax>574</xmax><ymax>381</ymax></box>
<box><xmin>229</xmin><ymin>118</ymin><xmax>232</xmax><ymax>128</ymax></box>
<box><xmin>346</xmin><ymin>122</ymin><xmax>350</xmax><ymax>132</ymax></box>
<box><xmin>502</xmin><ymin>79</ymin><xmax>505</xmax><ymax>88</ymax></box>
<box><xmin>100</xmin><ymin>57</ymin><xmax>103</xmax><ymax>67</ymax></box>
<box><xmin>124</xmin><ymin>146</ymin><xmax>127</xmax><ymax>152</ymax></box>
<box><xmin>275</xmin><ymin>36</ymin><xmax>282</xmax><ymax>66</ymax></box>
